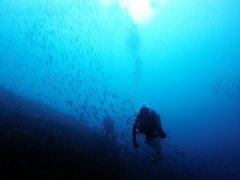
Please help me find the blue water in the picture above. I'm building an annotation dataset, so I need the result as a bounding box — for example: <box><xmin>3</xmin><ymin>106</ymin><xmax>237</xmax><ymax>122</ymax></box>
<box><xmin>0</xmin><ymin>0</ymin><xmax>240</xmax><ymax>179</ymax></box>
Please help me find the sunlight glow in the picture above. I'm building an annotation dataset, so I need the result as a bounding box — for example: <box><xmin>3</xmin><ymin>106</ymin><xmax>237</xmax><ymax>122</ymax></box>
<box><xmin>120</xmin><ymin>0</ymin><xmax>153</xmax><ymax>24</ymax></box>
<box><xmin>98</xmin><ymin>0</ymin><xmax>168</xmax><ymax>24</ymax></box>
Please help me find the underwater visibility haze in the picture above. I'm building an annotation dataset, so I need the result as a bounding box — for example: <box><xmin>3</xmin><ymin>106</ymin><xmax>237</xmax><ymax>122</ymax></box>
<box><xmin>0</xmin><ymin>0</ymin><xmax>240</xmax><ymax>179</ymax></box>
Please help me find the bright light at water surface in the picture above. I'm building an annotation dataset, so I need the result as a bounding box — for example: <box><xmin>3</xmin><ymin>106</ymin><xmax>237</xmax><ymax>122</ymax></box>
<box><xmin>99</xmin><ymin>0</ymin><xmax>168</xmax><ymax>24</ymax></box>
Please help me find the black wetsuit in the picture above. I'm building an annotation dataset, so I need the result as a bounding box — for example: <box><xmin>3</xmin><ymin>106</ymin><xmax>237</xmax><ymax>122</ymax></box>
<box><xmin>132</xmin><ymin>109</ymin><xmax>166</xmax><ymax>148</ymax></box>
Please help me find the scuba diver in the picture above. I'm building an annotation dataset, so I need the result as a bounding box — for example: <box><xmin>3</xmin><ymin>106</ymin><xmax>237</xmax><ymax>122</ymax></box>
<box><xmin>132</xmin><ymin>105</ymin><xmax>166</xmax><ymax>163</ymax></box>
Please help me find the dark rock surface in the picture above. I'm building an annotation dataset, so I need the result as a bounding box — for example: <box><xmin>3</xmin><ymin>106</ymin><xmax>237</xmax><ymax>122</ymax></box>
<box><xmin>0</xmin><ymin>87</ymin><xmax>128</xmax><ymax>179</ymax></box>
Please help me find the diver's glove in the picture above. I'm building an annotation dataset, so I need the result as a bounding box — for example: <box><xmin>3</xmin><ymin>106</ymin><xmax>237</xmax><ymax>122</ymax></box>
<box><xmin>158</xmin><ymin>130</ymin><xmax>167</xmax><ymax>139</ymax></box>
